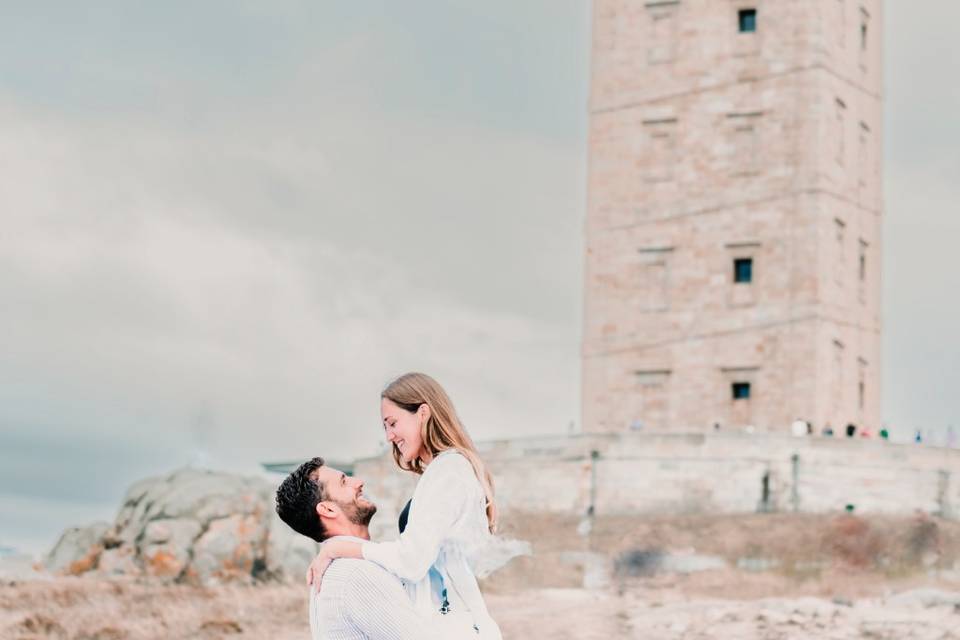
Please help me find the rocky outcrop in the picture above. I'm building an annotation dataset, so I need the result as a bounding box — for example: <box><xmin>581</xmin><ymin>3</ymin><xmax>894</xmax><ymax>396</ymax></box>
<box><xmin>46</xmin><ymin>521</ymin><xmax>110</xmax><ymax>575</ymax></box>
<box><xmin>46</xmin><ymin>468</ymin><xmax>317</xmax><ymax>585</ymax></box>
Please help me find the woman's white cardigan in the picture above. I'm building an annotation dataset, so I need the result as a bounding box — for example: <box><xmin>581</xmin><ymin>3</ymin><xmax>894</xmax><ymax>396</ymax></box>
<box><xmin>361</xmin><ymin>450</ymin><xmax>501</xmax><ymax>639</ymax></box>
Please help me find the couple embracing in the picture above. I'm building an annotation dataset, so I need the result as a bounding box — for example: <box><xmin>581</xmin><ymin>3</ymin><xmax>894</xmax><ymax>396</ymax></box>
<box><xmin>275</xmin><ymin>372</ymin><xmax>503</xmax><ymax>639</ymax></box>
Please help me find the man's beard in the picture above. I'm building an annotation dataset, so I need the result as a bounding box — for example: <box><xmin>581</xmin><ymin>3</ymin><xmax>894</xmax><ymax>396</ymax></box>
<box><xmin>339</xmin><ymin>498</ymin><xmax>377</xmax><ymax>527</ymax></box>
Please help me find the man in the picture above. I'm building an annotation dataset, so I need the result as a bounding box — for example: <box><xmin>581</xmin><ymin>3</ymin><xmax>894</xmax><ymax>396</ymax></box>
<box><xmin>275</xmin><ymin>457</ymin><xmax>442</xmax><ymax>640</ymax></box>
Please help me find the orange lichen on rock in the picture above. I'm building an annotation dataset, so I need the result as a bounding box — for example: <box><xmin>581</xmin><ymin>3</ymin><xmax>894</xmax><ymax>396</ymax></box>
<box><xmin>146</xmin><ymin>550</ymin><xmax>184</xmax><ymax>578</ymax></box>
<box><xmin>67</xmin><ymin>545</ymin><xmax>103</xmax><ymax>576</ymax></box>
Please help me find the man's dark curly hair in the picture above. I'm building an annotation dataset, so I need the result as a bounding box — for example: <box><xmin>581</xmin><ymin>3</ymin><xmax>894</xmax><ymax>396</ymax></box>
<box><xmin>275</xmin><ymin>457</ymin><xmax>328</xmax><ymax>542</ymax></box>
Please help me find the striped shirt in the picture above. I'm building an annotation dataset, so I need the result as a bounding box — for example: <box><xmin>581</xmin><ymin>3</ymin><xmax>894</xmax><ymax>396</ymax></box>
<box><xmin>309</xmin><ymin>549</ymin><xmax>443</xmax><ymax>640</ymax></box>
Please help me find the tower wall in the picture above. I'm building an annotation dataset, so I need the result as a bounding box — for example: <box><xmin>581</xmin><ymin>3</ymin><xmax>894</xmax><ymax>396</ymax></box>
<box><xmin>583</xmin><ymin>0</ymin><xmax>883</xmax><ymax>432</ymax></box>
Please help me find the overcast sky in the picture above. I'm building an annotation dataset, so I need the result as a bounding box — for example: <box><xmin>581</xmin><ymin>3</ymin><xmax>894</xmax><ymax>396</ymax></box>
<box><xmin>1</xmin><ymin>1</ymin><xmax>957</xmax><ymax>555</ymax></box>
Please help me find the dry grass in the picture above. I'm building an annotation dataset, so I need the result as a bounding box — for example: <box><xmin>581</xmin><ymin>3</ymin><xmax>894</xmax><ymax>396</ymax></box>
<box><xmin>0</xmin><ymin>579</ymin><xmax>307</xmax><ymax>640</ymax></box>
<box><xmin>7</xmin><ymin>513</ymin><xmax>960</xmax><ymax>639</ymax></box>
<box><xmin>485</xmin><ymin>511</ymin><xmax>960</xmax><ymax>592</ymax></box>
<box><xmin>5</xmin><ymin>575</ymin><xmax>960</xmax><ymax>640</ymax></box>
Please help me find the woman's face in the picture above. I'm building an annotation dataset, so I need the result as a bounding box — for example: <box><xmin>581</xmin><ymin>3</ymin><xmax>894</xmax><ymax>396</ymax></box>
<box><xmin>381</xmin><ymin>397</ymin><xmax>426</xmax><ymax>464</ymax></box>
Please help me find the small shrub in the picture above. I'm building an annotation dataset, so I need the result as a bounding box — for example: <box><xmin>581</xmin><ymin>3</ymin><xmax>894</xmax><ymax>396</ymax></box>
<box><xmin>614</xmin><ymin>549</ymin><xmax>665</xmax><ymax>578</ymax></box>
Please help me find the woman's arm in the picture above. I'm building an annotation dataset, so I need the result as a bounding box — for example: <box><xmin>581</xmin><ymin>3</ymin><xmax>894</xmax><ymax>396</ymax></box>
<box><xmin>306</xmin><ymin>454</ymin><xmax>476</xmax><ymax>586</ymax></box>
<box><xmin>306</xmin><ymin>538</ymin><xmax>363</xmax><ymax>586</ymax></box>
<box><xmin>362</xmin><ymin>453</ymin><xmax>474</xmax><ymax>583</ymax></box>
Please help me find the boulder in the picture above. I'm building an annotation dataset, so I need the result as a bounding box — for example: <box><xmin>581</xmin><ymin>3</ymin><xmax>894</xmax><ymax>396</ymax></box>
<box><xmin>142</xmin><ymin>518</ymin><xmax>204</xmax><ymax>548</ymax></box>
<box><xmin>188</xmin><ymin>513</ymin><xmax>266</xmax><ymax>584</ymax></box>
<box><xmin>46</xmin><ymin>521</ymin><xmax>110</xmax><ymax>575</ymax></box>
<box><xmin>97</xmin><ymin>546</ymin><xmax>139</xmax><ymax>577</ymax></box>
<box><xmin>47</xmin><ymin>465</ymin><xmax>522</xmax><ymax>586</ymax></box>
<box><xmin>47</xmin><ymin>468</ymin><xmax>294</xmax><ymax>584</ymax></box>
<box><xmin>140</xmin><ymin>518</ymin><xmax>203</xmax><ymax>579</ymax></box>
<box><xmin>264</xmin><ymin>509</ymin><xmax>318</xmax><ymax>581</ymax></box>
<box><xmin>105</xmin><ymin>474</ymin><xmax>165</xmax><ymax>549</ymax></box>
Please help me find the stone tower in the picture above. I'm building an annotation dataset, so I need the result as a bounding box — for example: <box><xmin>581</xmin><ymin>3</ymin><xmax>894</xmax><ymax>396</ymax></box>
<box><xmin>582</xmin><ymin>0</ymin><xmax>883</xmax><ymax>433</ymax></box>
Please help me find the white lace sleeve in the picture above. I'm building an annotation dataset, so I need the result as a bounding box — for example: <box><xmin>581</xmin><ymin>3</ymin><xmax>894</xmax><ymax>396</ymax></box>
<box><xmin>361</xmin><ymin>453</ymin><xmax>473</xmax><ymax>582</ymax></box>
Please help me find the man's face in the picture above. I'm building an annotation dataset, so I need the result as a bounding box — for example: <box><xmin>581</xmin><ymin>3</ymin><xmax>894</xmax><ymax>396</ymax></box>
<box><xmin>313</xmin><ymin>466</ymin><xmax>378</xmax><ymax>526</ymax></box>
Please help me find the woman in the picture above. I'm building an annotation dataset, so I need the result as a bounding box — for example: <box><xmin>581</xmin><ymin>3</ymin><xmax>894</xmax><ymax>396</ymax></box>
<box><xmin>307</xmin><ymin>372</ymin><xmax>501</xmax><ymax>639</ymax></box>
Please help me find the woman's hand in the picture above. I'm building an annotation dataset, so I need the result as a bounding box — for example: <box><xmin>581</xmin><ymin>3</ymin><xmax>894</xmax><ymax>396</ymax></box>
<box><xmin>306</xmin><ymin>545</ymin><xmax>334</xmax><ymax>587</ymax></box>
<box><xmin>306</xmin><ymin>538</ymin><xmax>361</xmax><ymax>586</ymax></box>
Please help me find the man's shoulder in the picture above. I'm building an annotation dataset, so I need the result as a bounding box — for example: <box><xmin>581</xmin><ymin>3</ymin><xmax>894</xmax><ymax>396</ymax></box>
<box><xmin>327</xmin><ymin>558</ymin><xmax>369</xmax><ymax>570</ymax></box>
<box><xmin>318</xmin><ymin>558</ymin><xmax>401</xmax><ymax>607</ymax></box>
<box><xmin>325</xmin><ymin>558</ymin><xmax>394</xmax><ymax>586</ymax></box>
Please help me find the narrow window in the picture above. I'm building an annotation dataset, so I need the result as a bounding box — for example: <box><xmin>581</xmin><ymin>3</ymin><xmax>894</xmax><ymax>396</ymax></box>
<box><xmin>643</xmin><ymin>118</ymin><xmax>678</xmax><ymax>182</ymax></box>
<box><xmin>859</xmin><ymin>242</ymin><xmax>867</xmax><ymax>282</ymax></box>
<box><xmin>636</xmin><ymin>370</ymin><xmax>671</xmax><ymax>386</ymax></box>
<box><xmin>833</xmin><ymin>340</ymin><xmax>845</xmax><ymax>415</ymax></box>
<box><xmin>732</xmin><ymin>382</ymin><xmax>751</xmax><ymax>400</ymax></box>
<box><xmin>638</xmin><ymin>247</ymin><xmax>674</xmax><ymax>311</ymax></box>
<box><xmin>858</xmin><ymin>358</ymin><xmax>868</xmax><ymax>411</ymax></box>
<box><xmin>859</xmin><ymin>121</ymin><xmax>870</xmax><ymax>186</ymax></box>
<box><xmin>860</xmin><ymin>9</ymin><xmax>868</xmax><ymax>50</ymax></box>
<box><xmin>727</xmin><ymin>112</ymin><xmax>762</xmax><ymax>174</ymax></box>
<box><xmin>835</xmin><ymin>218</ymin><xmax>846</xmax><ymax>248</ymax></box>
<box><xmin>733</xmin><ymin>124</ymin><xmax>757</xmax><ymax>172</ymax></box>
<box><xmin>835</xmin><ymin>99</ymin><xmax>847</xmax><ymax>165</ymax></box>
<box><xmin>835</xmin><ymin>218</ymin><xmax>846</xmax><ymax>285</ymax></box>
<box><xmin>632</xmin><ymin>369</ymin><xmax>672</xmax><ymax>430</ymax></box>
<box><xmin>734</xmin><ymin>257</ymin><xmax>753</xmax><ymax>284</ymax></box>
<box><xmin>858</xmin><ymin>240</ymin><xmax>868</xmax><ymax>303</ymax></box>
<box><xmin>759</xmin><ymin>471</ymin><xmax>771</xmax><ymax>511</ymax></box>
<box><xmin>647</xmin><ymin>2</ymin><xmax>680</xmax><ymax>65</ymax></box>
<box><xmin>859</xmin><ymin>7</ymin><xmax>870</xmax><ymax>69</ymax></box>
<box><xmin>738</xmin><ymin>9</ymin><xmax>757</xmax><ymax>33</ymax></box>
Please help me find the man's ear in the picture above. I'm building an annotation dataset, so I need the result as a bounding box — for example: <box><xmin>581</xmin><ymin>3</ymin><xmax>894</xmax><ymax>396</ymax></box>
<box><xmin>316</xmin><ymin>501</ymin><xmax>338</xmax><ymax>520</ymax></box>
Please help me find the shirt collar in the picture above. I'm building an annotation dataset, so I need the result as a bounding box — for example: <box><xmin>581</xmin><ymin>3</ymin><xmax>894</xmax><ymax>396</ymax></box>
<box><xmin>324</xmin><ymin>534</ymin><xmax>370</xmax><ymax>544</ymax></box>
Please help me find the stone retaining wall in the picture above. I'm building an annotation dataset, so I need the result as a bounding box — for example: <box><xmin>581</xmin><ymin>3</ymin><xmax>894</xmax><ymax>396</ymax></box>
<box><xmin>356</xmin><ymin>433</ymin><xmax>960</xmax><ymax>539</ymax></box>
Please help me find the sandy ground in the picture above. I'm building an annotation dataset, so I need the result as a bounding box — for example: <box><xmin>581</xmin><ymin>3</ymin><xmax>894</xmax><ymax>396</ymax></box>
<box><xmin>488</xmin><ymin>580</ymin><xmax>960</xmax><ymax>640</ymax></box>
<box><xmin>4</xmin><ymin>572</ymin><xmax>960</xmax><ymax>639</ymax></box>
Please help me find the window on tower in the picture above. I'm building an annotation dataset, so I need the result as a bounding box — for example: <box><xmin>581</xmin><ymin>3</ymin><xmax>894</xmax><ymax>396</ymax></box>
<box><xmin>726</xmin><ymin>243</ymin><xmax>760</xmax><ymax>306</ymax></box>
<box><xmin>732</xmin><ymin>382</ymin><xmax>751</xmax><ymax>400</ymax></box>
<box><xmin>858</xmin><ymin>358</ymin><xmax>868</xmax><ymax>411</ymax></box>
<box><xmin>647</xmin><ymin>1</ymin><xmax>680</xmax><ymax>65</ymax></box>
<box><xmin>739</xmin><ymin>9</ymin><xmax>757</xmax><ymax>33</ymax></box>
<box><xmin>727</xmin><ymin>112</ymin><xmax>762</xmax><ymax>174</ymax></box>
<box><xmin>858</xmin><ymin>239</ymin><xmax>868</xmax><ymax>303</ymax></box>
<box><xmin>859</xmin><ymin>121</ymin><xmax>870</xmax><ymax>187</ymax></box>
<box><xmin>860</xmin><ymin>9</ymin><xmax>868</xmax><ymax>50</ymax></box>
<box><xmin>637</xmin><ymin>246</ymin><xmax>674</xmax><ymax>311</ymax></box>
<box><xmin>859</xmin><ymin>7</ymin><xmax>870</xmax><ymax>70</ymax></box>
<box><xmin>832</xmin><ymin>340</ymin><xmax>845</xmax><ymax>420</ymax></box>
<box><xmin>834</xmin><ymin>218</ymin><xmax>846</xmax><ymax>286</ymax></box>
<box><xmin>643</xmin><ymin>118</ymin><xmax>678</xmax><ymax>182</ymax></box>
<box><xmin>835</xmin><ymin>98</ymin><xmax>847</xmax><ymax>166</ymax></box>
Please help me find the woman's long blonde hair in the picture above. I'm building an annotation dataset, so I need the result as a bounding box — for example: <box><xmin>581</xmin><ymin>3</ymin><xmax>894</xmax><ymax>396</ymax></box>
<box><xmin>382</xmin><ymin>372</ymin><xmax>497</xmax><ymax>533</ymax></box>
